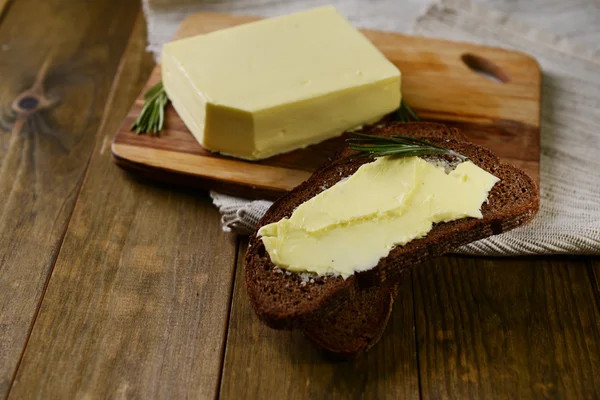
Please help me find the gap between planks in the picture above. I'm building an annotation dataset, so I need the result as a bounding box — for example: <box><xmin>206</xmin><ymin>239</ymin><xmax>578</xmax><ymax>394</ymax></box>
<box><xmin>215</xmin><ymin>234</ymin><xmax>241</xmax><ymax>400</ymax></box>
<box><xmin>411</xmin><ymin>269</ymin><xmax>425</xmax><ymax>400</ymax></box>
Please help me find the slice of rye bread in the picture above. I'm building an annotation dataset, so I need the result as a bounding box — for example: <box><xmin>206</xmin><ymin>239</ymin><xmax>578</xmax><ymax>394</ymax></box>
<box><xmin>245</xmin><ymin>122</ymin><xmax>539</xmax><ymax>330</ymax></box>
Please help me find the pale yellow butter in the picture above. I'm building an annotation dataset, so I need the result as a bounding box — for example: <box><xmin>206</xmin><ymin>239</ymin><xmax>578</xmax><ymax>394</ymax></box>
<box><xmin>258</xmin><ymin>157</ymin><xmax>499</xmax><ymax>277</ymax></box>
<box><xmin>161</xmin><ymin>6</ymin><xmax>401</xmax><ymax>160</ymax></box>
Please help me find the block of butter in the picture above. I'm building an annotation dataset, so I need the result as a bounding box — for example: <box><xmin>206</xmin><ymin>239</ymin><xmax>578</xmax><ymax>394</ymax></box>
<box><xmin>258</xmin><ymin>157</ymin><xmax>499</xmax><ymax>277</ymax></box>
<box><xmin>161</xmin><ymin>6</ymin><xmax>401</xmax><ymax>160</ymax></box>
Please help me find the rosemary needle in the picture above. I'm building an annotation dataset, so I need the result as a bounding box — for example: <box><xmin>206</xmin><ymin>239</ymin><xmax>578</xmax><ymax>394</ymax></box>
<box><xmin>131</xmin><ymin>81</ymin><xmax>170</xmax><ymax>135</ymax></box>
<box><xmin>394</xmin><ymin>99</ymin><xmax>420</xmax><ymax>122</ymax></box>
<box><xmin>346</xmin><ymin>132</ymin><xmax>468</xmax><ymax>161</ymax></box>
<box><xmin>347</xmin><ymin>99</ymin><xmax>466</xmax><ymax>160</ymax></box>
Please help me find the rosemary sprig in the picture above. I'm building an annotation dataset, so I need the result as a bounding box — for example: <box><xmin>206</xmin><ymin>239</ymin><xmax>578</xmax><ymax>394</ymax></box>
<box><xmin>347</xmin><ymin>132</ymin><xmax>468</xmax><ymax>161</ymax></box>
<box><xmin>347</xmin><ymin>99</ymin><xmax>465</xmax><ymax>160</ymax></box>
<box><xmin>131</xmin><ymin>81</ymin><xmax>170</xmax><ymax>135</ymax></box>
<box><xmin>394</xmin><ymin>99</ymin><xmax>420</xmax><ymax>122</ymax></box>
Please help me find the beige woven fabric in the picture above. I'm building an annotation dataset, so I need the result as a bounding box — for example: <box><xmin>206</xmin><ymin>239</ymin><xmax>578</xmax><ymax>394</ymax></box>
<box><xmin>411</xmin><ymin>0</ymin><xmax>600</xmax><ymax>255</ymax></box>
<box><xmin>144</xmin><ymin>0</ymin><xmax>600</xmax><ymax>255</ymax></box>
<box><xmin>143</xmin><ymin>0</ymin><xmax>430</xmax><ymax>60</ymax></box>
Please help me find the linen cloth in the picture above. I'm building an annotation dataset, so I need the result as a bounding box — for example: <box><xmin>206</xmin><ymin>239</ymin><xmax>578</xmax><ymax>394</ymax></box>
<box><xmin>142</xmin><ymin>0</ymin><xmax>600</xmax><ymax>255</ymax></box>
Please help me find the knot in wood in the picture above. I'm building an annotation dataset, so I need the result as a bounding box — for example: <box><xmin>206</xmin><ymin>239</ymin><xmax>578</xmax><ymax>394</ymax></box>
<box><xmin>12</xmin><ymin>90</ymin><xmax>54</xmax><ymax>118</ymax></box>
<box><xmin>18</xmin><ymin>96</ymin><xmax>40</xmax><ymax>111</ymax></box>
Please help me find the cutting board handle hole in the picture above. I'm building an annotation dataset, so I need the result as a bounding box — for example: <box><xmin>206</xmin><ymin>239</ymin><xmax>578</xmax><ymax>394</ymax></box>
<box><xmin>461</xmin><ymin>53</ymin><xmax>510</xmax><ymax>83</ymax></box>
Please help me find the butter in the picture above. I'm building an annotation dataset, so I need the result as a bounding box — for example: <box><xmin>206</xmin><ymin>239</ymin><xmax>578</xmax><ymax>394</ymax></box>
<box><xmin>162</xmin><ymin>7</ymin><xmax>401</xmax><ymax>160</ymax></box>
<box><xmin>258</xmin><ymin>157</ymin><xmax>499</xmax><ymax>277</ymax></box>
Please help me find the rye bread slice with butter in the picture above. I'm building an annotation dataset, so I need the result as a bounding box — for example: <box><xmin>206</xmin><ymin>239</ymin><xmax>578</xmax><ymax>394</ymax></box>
<box><xmin>290</xmin><ymin>123</ymin><xmax>467</xmax><ymax>359</ymax></box>
<box><xmin>245</xmin><ymin>122</ymin><xmax>539</xmax><ymax>331</ymax></box>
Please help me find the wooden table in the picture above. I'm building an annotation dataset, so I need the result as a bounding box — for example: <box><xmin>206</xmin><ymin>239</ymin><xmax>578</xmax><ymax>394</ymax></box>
<box><xmin>1</xmin><ymin>0</ymin><xmax>599</xmax><ymax>398</ymax></box>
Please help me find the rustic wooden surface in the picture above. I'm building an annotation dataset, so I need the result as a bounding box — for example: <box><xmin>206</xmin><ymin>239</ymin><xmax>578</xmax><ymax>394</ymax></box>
<box><xmin>1</xmin><ymin>2</ymin><xmax>599</xmax><ymax>399</ymax></box>
<box><xmin>112</xmin><ymin>12</ymin><xmax>541</xmax><ymax>200</ymax></box>
<box><xmin>0</xmin><ymin>0</ymin><xmax>139</xmax><ymax>396</ymax></box>
<box><xmin>414</xmin><ymin>257</ymin><xmax>600</xmax><ymax>398</ymax></box>
<box><xmin>0</xmin><ymin>0</ymin><xmax>9</xmax><ymax>19</ymax></box>
<box><xmin>8</xmin><ymin>14</ymin><xmax>238</xmax><ymax>400</ymax></box>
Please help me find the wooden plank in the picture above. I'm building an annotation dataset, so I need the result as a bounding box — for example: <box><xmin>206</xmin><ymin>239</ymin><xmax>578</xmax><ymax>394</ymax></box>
<box><xmin>219</xmin><ymin>239</ymin><xmax>420</xmax><ymax>399</ymax></box>
<box><xmin>112</xmin><ymin>12</ymin><xmax>540</xmax><ymax>200</ymax></box>
<box><xmin>8</xmin><ymin>14</ymin><xmax>238</xmax><ymax>399</ymax></box>
<box><xmin>414</xmin><ymin>257</ymin><xmax>600</xmax><ymax>399</ymax></box>
<box><xmin>0</xmin><ymin>0</ymin><xmax>139</xmax><ymax>395</ymax></box>
<box><xmin>589</xmin><ymin>258</ymin><xmax>600</xmax><ymax>316</ymax></box>
<box><xmin>0</xmin><ymin>0</ymin><xmax>10</xmax><ymax>19</ymax></box>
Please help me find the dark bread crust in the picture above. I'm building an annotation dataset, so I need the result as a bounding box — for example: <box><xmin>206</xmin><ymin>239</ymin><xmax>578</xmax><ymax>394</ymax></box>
<box><xmin>245</xmin><ymin>122</ymin><xmax>539</xmax><ymax>331</ymax></box>
<box><xmin>301</xmin><ymin>279</ymin><xmax>400</xmax><ymax>360</ymax></box>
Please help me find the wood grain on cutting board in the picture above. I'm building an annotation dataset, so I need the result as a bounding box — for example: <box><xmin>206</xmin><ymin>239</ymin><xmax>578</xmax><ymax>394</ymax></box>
<box><xmin>113</xmin><ymin>12</ymin><xmax>541</xmax><ymax>200</ymax></box>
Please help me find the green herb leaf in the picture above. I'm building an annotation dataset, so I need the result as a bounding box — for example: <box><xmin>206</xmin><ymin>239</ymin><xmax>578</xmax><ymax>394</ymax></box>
<box><xmin>347</xmin><ymin>99</ymin><xmax>465</xmax><ymax>160</ymax></box>
<box><xmin>394</xmin><ymin>99</ymin><xmax>420</xmax><ymax>122</ymax></box>
<box><xmin>346</xmin><ymin>132</ymin><xmax>468</xmax><ymax>161</ymax></box>
<box><xmin>131</xmin><ymin>81</ymin><xmax>170</xmax><ymax>136</ymax></box>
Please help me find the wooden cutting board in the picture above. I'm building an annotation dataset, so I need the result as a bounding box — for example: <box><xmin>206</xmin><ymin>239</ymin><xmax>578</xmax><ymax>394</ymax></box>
<box><xmin>113</xmin><ymin>12</ymin><xmax>541</xmax><ymax>200</ymax></box>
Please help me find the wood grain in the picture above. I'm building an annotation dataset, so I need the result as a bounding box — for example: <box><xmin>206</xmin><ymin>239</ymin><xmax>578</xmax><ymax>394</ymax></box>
<box><xmin>0</xmin><ymin>0</ymin><xmax>139</xmax><ymax>395</ymax></box>
<box><xmin>0</xmin><ymin>0</ymin><xmax>10</xmax><ymax>20</ymax></box>
<box><xmin>113</xmin><ymin>12</ymin><xmax>541</xmax><ymax>200</ymax></box>
<box><xmin>590</xmin><ymin>258</ymin><xmax>600</xmax><ymax>316</ymax></box>
<box><xmin>7</xmin><ymin>14</ymin><xmax>238</xmax><ymax>399</ymax></box>
<box><xmin>413</xmin><ymin>256</ymin><xmax>600</xmax><ymax>399</ymax></box>
<box><xmin>219</xmin><ymin>239</ymin><xmax>420</xmax><ymax>399</ymax></box>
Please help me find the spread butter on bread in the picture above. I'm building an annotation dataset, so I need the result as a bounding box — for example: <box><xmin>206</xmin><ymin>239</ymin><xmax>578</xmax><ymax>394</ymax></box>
<box><xmin>245</xmin><ymin>122</ymin><xmax>539</xmax><ymax>357</ymax></box>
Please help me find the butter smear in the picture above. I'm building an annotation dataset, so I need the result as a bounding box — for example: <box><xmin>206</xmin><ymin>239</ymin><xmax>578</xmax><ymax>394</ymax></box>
<box><xmin>258</xmin><ymin>156</ymin><xmax>499</xmax><ymax>277</ymax></box>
